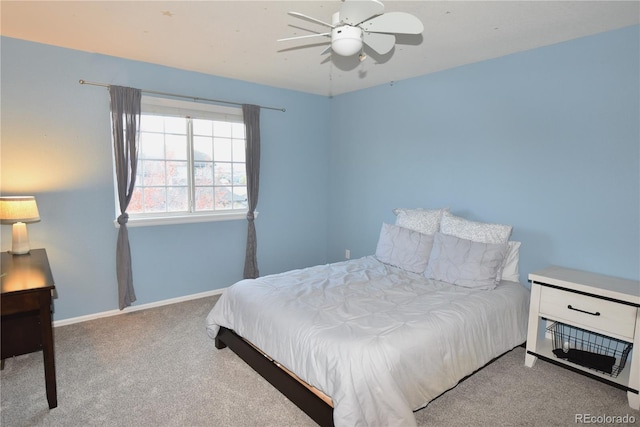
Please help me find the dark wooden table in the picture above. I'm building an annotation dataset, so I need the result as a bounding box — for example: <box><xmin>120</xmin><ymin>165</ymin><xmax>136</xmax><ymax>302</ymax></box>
<box><xmin>1</xmin><ymin>248</ymin><xmax>57</xmax><ymax>409</ymax></box>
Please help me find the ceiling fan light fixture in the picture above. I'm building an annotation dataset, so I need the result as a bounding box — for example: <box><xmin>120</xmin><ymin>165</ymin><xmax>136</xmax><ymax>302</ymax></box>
<box><xmin>280</xmin><ymin>1</ymin><xmax>424</xmax><ymax>59</ymax></box>
<box><xmin>331</xmin><ymin>26</ymin><xmax>363</xmax><ymax>56</ymax></box>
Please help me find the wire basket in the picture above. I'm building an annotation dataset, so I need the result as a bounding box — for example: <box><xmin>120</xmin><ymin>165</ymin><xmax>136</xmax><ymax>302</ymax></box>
<box><xmin>547</xmin><ymin>322</ymin><xmax>633</xmax><ymax>378</ymax></box>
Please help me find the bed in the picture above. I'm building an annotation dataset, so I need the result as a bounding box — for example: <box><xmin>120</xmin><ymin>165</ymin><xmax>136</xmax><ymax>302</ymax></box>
<box><xmin>206</xmin><ymin>209</ymin><xmax>530</xmax><ymax>427</ymax></box>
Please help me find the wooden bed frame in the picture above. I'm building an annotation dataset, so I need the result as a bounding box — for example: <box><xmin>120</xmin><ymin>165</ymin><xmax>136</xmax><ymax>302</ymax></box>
<box><xmin>215</xmin><ymin>326</ymin><xmax>526</xmax><ymax>427</ymax></box>
<box><xmin>215</xmin><ymin>326</ymin><xmax>335</xmax><ymax>427</ymax></box>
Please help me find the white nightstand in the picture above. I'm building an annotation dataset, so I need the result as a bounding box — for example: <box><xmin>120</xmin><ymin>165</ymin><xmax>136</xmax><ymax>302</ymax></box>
<box><xmin>524</xmin><ymin>266</ymin><xmax>640</xmax><ymax>410</ymax></box>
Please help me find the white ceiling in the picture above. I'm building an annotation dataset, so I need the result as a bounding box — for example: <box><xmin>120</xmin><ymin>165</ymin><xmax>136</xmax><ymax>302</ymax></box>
<box><xmin>1</xmin><ymin>1</ymin><xmax>638</xmax><ymax>96</ymax></box>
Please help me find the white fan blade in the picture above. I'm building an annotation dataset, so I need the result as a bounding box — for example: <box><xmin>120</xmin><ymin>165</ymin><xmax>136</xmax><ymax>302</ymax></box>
<box><xmin>340</xmin><ymin>0</ymin><xmax>384</xmax><ymax>26</ymax></box>
<box><xmin>363</xmin><ymin>32</ymin><xmax>395</xmax><ymax>55</ymax></box>
<box><xmin>288</xmin><ymin>11</ymin><xmax>334</xmax><ymax>28</ymax></box>
<box><xmin>361</xmin><ymin>12</ymin><xmax>424</xmax><ymax>35</ymax></box>
<box><xmin>278</xmin><ymin>33</ymin><xmax>330</xmax><ymax>42</ymax></box>
<box><xmin>320</xmin><ymin>46</ymin><xmax>332</xmax><ymax>55</ymax></box>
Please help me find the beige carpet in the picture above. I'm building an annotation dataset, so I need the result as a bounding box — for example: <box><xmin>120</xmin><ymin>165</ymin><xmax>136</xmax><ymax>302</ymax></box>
<box><xmin>1</xmin><ymin>295</ymin><xmax>637</xmax><ymax>426</ymax></box>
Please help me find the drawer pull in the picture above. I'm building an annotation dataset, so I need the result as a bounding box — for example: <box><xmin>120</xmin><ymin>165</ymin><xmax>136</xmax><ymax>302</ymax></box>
<box><xmin>567</xmin><ymin>305</ymin><xmax>600</xmax><ymax>316</ymax></box>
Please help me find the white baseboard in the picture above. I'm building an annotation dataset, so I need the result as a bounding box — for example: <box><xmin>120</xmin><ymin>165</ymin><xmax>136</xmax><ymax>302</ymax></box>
<box><xmin>53</xmin><ymin>288</ymin><xmax>226</xmax><ymax>328</ymax></box>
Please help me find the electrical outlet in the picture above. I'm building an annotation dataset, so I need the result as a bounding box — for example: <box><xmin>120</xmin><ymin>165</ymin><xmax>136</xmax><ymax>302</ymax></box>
<box><xmin>345</xmin><ymin>249</ymin><xmax>351</xmax><ymax>260</ymax></box>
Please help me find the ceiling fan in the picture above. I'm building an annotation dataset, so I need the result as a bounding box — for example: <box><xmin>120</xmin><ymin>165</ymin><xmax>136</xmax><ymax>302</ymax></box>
<box><xmin>277</xmin><ymin>0</ymin><xmax>424</xmax><ymax>58</ymax></box>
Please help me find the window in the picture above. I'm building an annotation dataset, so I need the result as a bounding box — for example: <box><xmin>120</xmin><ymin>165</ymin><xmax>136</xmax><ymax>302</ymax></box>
<box><xmin>115</xmin><ymin>96</ymin><xmax>248</xmax><ymax>227</ymax></box>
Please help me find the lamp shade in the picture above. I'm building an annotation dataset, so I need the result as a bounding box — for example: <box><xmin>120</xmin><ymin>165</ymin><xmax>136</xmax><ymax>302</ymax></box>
<box><xmin>0</xmin><ymin>196</ymin><xmax>41</xmax><ymax>224</ymax></box>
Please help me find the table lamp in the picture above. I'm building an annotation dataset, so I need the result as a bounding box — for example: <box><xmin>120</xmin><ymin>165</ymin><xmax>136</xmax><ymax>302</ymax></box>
<box><xmin>0</xmin><ymin>196</ymin><xmax>41</xmax><ymax>255</ymax></box>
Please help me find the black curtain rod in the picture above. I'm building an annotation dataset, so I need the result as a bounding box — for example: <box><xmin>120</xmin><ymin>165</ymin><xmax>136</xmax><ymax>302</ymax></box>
<box><xmin>79</xmin><ymin>79</ymin><xmax>286</xmax><ymax>112</ymax></box>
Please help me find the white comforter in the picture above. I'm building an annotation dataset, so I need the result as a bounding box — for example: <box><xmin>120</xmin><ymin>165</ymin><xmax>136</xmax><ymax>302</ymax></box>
<box><xmin>206</xmin><ymin>256</ymin><xmax>530</xmax><ymax>427</ymax></box>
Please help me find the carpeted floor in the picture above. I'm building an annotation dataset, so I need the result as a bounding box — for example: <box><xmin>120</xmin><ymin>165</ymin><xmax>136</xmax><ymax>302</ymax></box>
<box><xmin>1</xmin><ymin>295</ymin><xmax>637</xmax><ymax>426</ymax></box>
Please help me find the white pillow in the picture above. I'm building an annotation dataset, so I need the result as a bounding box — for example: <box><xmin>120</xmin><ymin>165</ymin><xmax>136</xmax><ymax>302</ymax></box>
<box><xmin>497</xmin><ymin>241</ymin><xmax>521</xmax><ymax>283</ymax></box>
<box><xmin>375</xmin><ymin>223</ymin><xmax>434</xmax><ymax>274</ymax></box>
<box><xmin>393</xmin><ymin>207</ymin><xmax>448</xmax><ymax>235</ymax></box>
<box><xmin>440</xmin><ymin>211</ymin><xmax>512</xmax><ymax>244</ymax></box>
<box><xmin>425</xmin><ymin>232</ymin><xmax>508</xmax><ymax>290</ymax></box>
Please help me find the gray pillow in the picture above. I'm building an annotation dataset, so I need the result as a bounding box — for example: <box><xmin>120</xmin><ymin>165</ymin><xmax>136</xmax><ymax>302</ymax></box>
<box><xmin>425</xmin><ymin>232</ymin><xmax>508</xmax><ymax>290</ymax></box>
<box><xmin>375</xmin><ymin>223</ymin><xmax>434</xmax><ymax>274</ymax></box>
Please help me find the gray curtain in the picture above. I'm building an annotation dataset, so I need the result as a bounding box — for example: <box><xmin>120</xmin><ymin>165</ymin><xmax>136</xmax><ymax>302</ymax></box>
<box><xmin>109</xmin><ymin>85</ymin><xmax>141</xmax><ymax>309</ymax></box>
<box><xmin>242</xmin><ymin>104</ymin><xmax>261</xmax><ymax>279</ymax></box>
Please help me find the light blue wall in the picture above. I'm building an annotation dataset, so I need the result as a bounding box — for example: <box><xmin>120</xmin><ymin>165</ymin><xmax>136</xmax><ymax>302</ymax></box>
<box><xmin>1</xmin><ymin>37</ymin><xmax>330</xmax><ymax>320</ymax></box>
<box><xmin>327</xmin><ymin>25</ymin><xmax>640</xmax><ymax>282</ymax></box>
<box><xmin>2</xmin><ymin>25</ymin><xmax>638</xmax><ymax>321</ymax></box>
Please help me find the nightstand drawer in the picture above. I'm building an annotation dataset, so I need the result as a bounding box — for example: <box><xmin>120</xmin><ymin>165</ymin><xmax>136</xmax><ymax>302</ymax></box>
<box><xmin>1</xmin><ymin>292</ymin><xmax>42</xmax><ymax>315</ymax></box>
<box><xmin>539</xmin><ymin>286</ymin><xmax>637</xmax><ymax>340</ymax></box>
